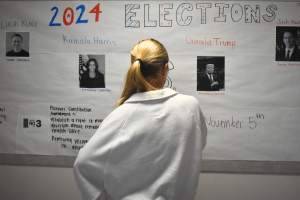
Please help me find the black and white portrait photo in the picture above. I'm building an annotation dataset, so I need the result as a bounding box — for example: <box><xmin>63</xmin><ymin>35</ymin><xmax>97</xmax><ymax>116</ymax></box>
<box><xmin>6</xmin><ymin>32</ymin><xmax>30</xmax><ymax>57</ymax></box>
<box><xmin>79</xmin><ymin>54</ymin><xmax>105</xmax><ymax>88</ymax></box>
<box><xmin>197</xmin><ymin>56</ymin><xmax>225</xmax><ymax>91</ymax></box>
<box><xmin>276</xmin><ymin>26</ymin><xmax>300</xmax><ymax>62</ymax></box>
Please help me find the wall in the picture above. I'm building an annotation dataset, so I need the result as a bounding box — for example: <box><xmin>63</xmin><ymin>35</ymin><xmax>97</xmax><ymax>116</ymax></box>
<box><xmin>1</xmin><ymin>0</ymin><xmax>300</xmax><ymax>199</ymax></box>
<box><xmin>1</xmin><ymin>165</ymin><xmax>300</xmax><ymax>200</ymax></box>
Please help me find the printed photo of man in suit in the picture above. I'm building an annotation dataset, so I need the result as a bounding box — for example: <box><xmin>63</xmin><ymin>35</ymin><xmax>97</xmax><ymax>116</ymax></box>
<box><xmin>276</xmin><ymin>28</ymin><xmax>300</xmax><ymax>61</ymax></box>
<box><xmin>197</xmin><ymin>57</ymin><xmax>224</xmax><ymax>91</ymax></box>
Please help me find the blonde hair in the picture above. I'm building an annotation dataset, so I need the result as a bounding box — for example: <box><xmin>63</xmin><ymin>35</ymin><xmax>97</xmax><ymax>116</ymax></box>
<box><xmin>116</xmin><ymin>39</ymin><xmax>169</xmax><ymax>107</ymax></box>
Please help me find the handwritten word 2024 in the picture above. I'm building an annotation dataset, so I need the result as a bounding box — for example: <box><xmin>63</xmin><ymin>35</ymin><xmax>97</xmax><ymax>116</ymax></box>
<box><xmin>49</xmin><ymin>3</ymin><xmax>102</xmax><ymax>26</ymax></box>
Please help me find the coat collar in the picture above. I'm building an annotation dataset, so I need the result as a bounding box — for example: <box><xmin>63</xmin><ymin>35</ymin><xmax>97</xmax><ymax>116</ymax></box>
<box><xmin>125</xmin><ymin>88</ymin><xmax>178</xmax><ymax>103</ymax></box>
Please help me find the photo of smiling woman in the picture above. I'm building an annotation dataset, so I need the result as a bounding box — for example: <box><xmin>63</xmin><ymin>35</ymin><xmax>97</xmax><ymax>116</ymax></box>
<box><xmin>79</xmin><ymin>54</ymin><xmax>105</xmax><ymax>88</ymax></box>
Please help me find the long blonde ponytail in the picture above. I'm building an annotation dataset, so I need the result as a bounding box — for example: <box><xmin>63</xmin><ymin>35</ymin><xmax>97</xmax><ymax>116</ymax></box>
<box><xmin>116</xmin><ymin>39</ymin><xmax>169</xmax><ymax>107</ymax></box>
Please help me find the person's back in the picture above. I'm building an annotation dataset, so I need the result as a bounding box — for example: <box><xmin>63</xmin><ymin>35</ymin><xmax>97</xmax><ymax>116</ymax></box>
<box><xmin>74</xmin><ymin>89</ymin><xmax>207</xmax><ymax>199</ymax></box>
<box><xmin>74</xmin><ymin>39</ymin><xmax>207</xmax><ymax>200</ymax></box>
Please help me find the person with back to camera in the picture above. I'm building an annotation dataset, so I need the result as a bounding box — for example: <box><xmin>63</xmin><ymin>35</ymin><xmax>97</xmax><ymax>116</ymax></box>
<box><xmin>276</xmin><ymin>30</ymin><xmax>300</xmax><ymax>61</ymax></box>
<box><xmin>74</xmin><ymin>39</ymin><xmax>207</xmax><ymax>200</ymax></box>
<box><xmin>6</xmin><ymin>33</ymin><xmax>29</xmax><ymax>57</ymax></box>
<box><xmin>80</xmin><ymin>58</ymin><xmax>105</xmax><ymax>88</ymax></box>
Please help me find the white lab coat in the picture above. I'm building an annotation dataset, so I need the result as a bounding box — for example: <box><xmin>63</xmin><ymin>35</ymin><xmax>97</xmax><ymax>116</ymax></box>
<box><xmin>74</xmin><ymin>88</ymin><xmax>207</xmax><ymax>200</ymax></box>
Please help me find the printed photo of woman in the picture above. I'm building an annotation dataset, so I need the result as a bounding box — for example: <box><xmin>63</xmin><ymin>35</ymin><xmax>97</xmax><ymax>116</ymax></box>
<box><xmin>79</xmin><ymin>55</ymin><xmax>105</xmax><ymax>88</ymax></box>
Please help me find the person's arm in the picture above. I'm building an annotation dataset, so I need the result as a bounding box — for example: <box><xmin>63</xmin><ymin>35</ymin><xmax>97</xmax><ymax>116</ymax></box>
<box><xmin>80</xmin><ymin>72</ymin><xmax>89</xmax><ymax>88</ymax></box>
<box><xmin>215</xmin><ymin>74</ymin><xmax>224</xmax><ymax>90</ymax></box>
<box><xmin>100</xmin><ymin>73</ymin><xmax>105</xmax><ymax>88</ymax></box>
<box><xmin>73</xmin><ymin>129</ymin><xmax>109</xmax><ymax>200</ymax></box>
<box><xmin>181</xmin><ymin>96</ymin><xmax>208</xmax><ymax>150</ymax></box>
<box><xmin>199</xmin><ymin>108</ymin><xmax>207</xmax><ymax>150</ymax></box>
<box><xmin>74</xmin><ymin>106</ymin><xmax>129</xmax><ymax>200</ymax></box>
<box><xmin>198</xmin><ymin>74</ymin><xmax>211</xmax><ymax>91</ymax></box>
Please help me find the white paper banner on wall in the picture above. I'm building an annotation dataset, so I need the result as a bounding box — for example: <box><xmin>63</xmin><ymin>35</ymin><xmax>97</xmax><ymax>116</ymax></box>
<box><xmin>0</xmin><ymin>1</ymin><xmax>300</xmax><ymax>161</ymax></box>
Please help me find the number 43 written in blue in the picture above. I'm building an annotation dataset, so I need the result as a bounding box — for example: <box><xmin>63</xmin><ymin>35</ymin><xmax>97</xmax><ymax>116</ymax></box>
<box><xmin>49</xmin><ymin>3</ymin><xmax>102</xmax><ymax>26</ymax></box>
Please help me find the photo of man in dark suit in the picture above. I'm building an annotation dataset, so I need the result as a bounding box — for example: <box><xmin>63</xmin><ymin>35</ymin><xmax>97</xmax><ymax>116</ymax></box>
<box><xmin>197</xmin><ymin>63</ymin><xmax>224</xmax><ymax>91</ymax></box>
<box><xmin>276</xmin><ymin>29</ymin><xmax>300</xmax><ymax>61</ymax></box>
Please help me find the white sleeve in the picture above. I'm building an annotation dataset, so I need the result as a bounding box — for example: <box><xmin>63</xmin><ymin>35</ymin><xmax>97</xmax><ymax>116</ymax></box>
<box><xmin>199</xmin><ymin>107</ymin><xmax>208</xmax><ymax>150</ymax></box>
<box><xmin>73</xmin><ymin>128</ymin><xmax>111</xmax><ymax>200</ymax></box>
<box><xmin>181</xmin><ymin>95</ymin><xmax>208</xmax><ymax>150</ymax></box>
<box><xmin>73</xmin><ymin>106</ymin><xmax>129</xmax><ymax>200</ymax></box>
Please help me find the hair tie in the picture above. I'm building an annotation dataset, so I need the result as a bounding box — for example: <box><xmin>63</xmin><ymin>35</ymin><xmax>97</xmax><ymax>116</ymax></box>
<box><xmin>136</xmin><ymin>59</ymin><xmax>142</xmax><ymax>63</ymax></box>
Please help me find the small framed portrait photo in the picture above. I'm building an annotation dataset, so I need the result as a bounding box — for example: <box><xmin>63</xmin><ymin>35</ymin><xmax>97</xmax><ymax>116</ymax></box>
<box><xmin>197</xmin><ymin>56</ymin><xmax>225</xmax><ymax>91</ymax></box>
<box><xmin>275</xmin><ymin>26</ymin><xmax>300</xmax><ymax>62</ymax></box>
<box><xmin>79</xmin><ymin>54</ymin><xmax>105</xmax><ymax>88</ymax></box>
<box><xmin>6</xmin><ymin>32</ymin><xmax>30</xmax><ymax>57</ymax></box>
